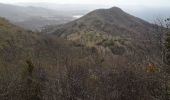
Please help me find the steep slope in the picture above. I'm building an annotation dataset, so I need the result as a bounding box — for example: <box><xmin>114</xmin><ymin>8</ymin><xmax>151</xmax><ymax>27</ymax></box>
<box><xmin>0</xmin><ymin>17</ymin><xmax>99</xmax><ymax>100</ymax></box>
<box><xmin>0</xmin><ymin>17</ymin><xmax>90</xmax><ymax>65</ymax></box>
<box><xmin>46</xmin><ymin>7</ymin><xmax>159</xmax><ymax>59</ymax></box>
<box><xmin>48</xmin><ymin>7</ymin><xmax>155</xmax><ymax>38</ymax></box>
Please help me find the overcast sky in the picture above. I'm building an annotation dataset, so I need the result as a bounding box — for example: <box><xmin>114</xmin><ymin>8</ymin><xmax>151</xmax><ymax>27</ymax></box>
<box><xmin>0</xmin><ymin>0</ymin><xmax>169</xmax><ymax>7</ymax></box>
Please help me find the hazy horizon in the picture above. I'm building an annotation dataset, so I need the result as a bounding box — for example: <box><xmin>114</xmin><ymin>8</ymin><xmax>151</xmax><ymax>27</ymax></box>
<box><xmin>0</xmin><ymin>0</ymin><xmax>170</xmax><ymax>8</ymax></box>
<box><xmin>0</xmin><ymin>0</ymin><xmax>169</xmax><ymax>23</ymax></box>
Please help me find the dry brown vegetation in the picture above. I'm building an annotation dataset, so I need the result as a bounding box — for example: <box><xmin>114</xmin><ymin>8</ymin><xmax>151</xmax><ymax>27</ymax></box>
<box><xmin>0</xmin><ymin>17</ymin><xmax>166</xmax><ymax>100</ymax></box>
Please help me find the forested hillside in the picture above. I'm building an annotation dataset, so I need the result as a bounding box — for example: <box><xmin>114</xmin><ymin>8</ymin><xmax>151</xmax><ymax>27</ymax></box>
<box><xmin>45</xmin><ymin>7</ymin><xmax>162</xmax><ymax>67</ymax></box>
<box><xmin>0</xmin><ymin>7</ymin><xmax>168</xmax><ymax>100</ymax></box>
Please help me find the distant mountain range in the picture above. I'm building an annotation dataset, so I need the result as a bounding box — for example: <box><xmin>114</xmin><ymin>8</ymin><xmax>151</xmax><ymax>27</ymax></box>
<box><xmin>0</xmin><ymin>3</ymin><xmax>75</xmax><ymax>31</ymax></box>
<box><xmin>0</xmin><ymin>3</ymin><xmax>169</xmax><ymax>31</ymax></box>
<box><xmin>17</xmin><ymin>2</ymin><xmax>170</xmax><ymax>23</ymax></box>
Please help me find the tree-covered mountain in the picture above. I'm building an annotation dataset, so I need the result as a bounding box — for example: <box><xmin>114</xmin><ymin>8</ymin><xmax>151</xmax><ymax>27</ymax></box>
<box><xmin>47</xmin><ymin>7</ymin><xmax>155</xmax><ymax>37</ymax></box>
<box><xmin>0</xmin><ymin>7</ymin><xmax>166</xmax><ymax>100</ymax></box>
<box><xmin>45</xmin><ymin>7</ymin><xmax>161</xmax><ymax>62</ymax></box>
